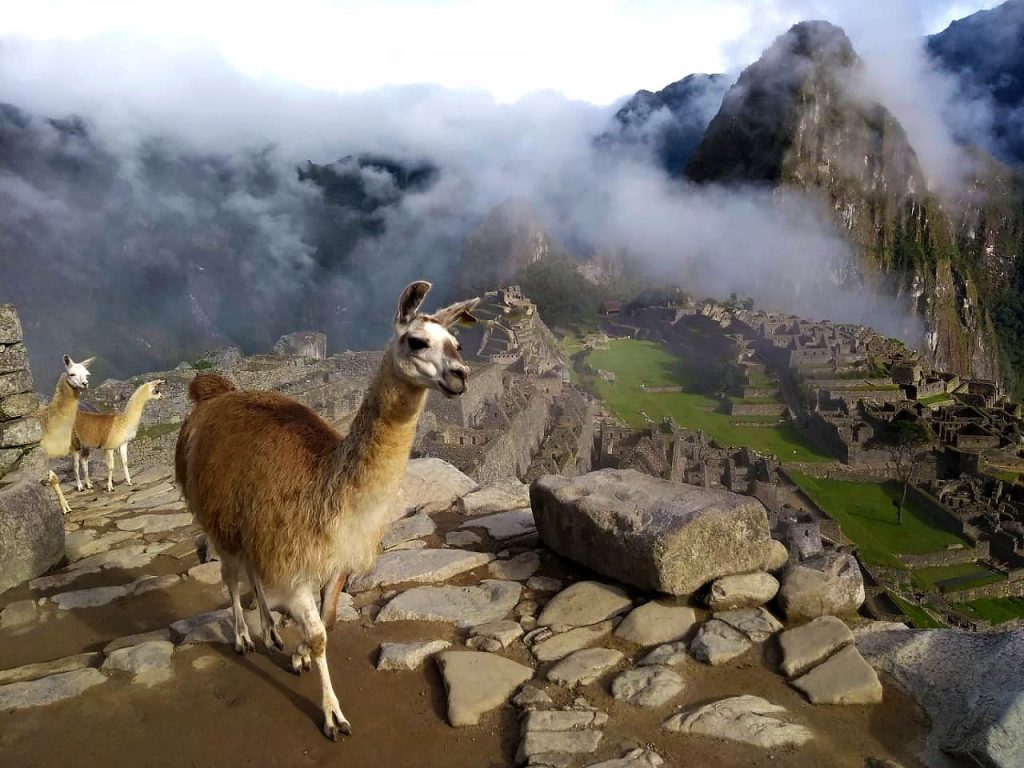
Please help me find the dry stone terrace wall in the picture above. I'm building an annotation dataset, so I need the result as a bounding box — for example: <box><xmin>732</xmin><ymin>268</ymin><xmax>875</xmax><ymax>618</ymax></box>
<box><xmin>0</xmin><ymin>305</ymin><xmax>42</xmax><ymax>479</ymax></box>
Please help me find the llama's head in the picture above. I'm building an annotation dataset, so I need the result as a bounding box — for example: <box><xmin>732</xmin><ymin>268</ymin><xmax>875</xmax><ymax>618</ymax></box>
<box><xmin>62</xmin><ymin>355</ymin><xmax>95</xmax><ymax>391</ymax></box>
<box><xmin>145</xmin><ymin>380</ymin><xmax>166</xmax><ymax>401</ymax></box>
<box><xmin>392</xmin><ymin>281</ymin><xmax>479</xmax><ymax>398</ymax></box>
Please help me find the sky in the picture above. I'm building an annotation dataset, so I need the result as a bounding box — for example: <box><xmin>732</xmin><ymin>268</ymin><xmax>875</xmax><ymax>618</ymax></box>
<box><xmin>0</xmin><ymin>0</ymin><xmax>1004</xmax><ymax>104</ymax></box>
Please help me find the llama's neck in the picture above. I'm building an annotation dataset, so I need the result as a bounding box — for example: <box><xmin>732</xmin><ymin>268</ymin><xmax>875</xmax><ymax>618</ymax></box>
<box><xmin>41</xmin><ymin>375</ymin><xmax>82</xmax><ymax>457</ymax></box>
<box><xmin>327</xmin><ymin>350</ymin><xmax>427</xmax><ymax>497</ymax></box>
<box><xmin>119</xmin><ymin>385</ymin><xmax>152</xmax><ymax>432</ymax></box>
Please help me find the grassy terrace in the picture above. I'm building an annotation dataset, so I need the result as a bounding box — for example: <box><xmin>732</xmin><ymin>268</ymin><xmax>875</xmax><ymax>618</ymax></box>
<box><xmin>956</xmin><ymin>596</ymin><xmax>1024</xmax><ymax>625</ymax></box>
<box><xmin>584</xmin><ymin>339</ymin><xmax>831</xmax><ymax>462</ymax></box>
<box><xmin>889</xmin><ymin>592</ymin><xmax>945</xmax><ymax>629</ymax></box>
<box><xmin>788</xmin><ymin>472</ymin><xmax>972</xmax><ymax>569</ymax></box>
<box><xmin>912</xmin><ymin>562</ymin><xmax>1004</xmax><ymax>593</ymax></box>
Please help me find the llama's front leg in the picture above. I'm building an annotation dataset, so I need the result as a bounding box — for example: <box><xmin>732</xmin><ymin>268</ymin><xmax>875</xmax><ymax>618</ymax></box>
<box><xmin>81</xmin><ymin>449</ymin><xmax>93</xmax><ymax>490</ymax></box>
<box><xmin>290</xmin><ymin>587</ymin><xmax>351</xmax><ymax>740</ymax></box>
<box><xmin>119</xmin><ymin>443</ymin><xmax>132</xmax><ymax>485</ymax></box>
<box><xmin>104</xmin><ymin>449</ymin><xmax>115</xmax><ymax>492</ymax></box>
<box><xmin>73</xmin><ymin>450</ymin><xmax>83</xmax><ymax>492</ymax></box>
<box><xmin>221</xmin><ymin>558</ymin><xmax>254</xmax><ymax>654</ymax></box>
<box><xmin>46</xmin><ymin>468</ymin><xmax>72</xmax><ymax>515</ymax></box>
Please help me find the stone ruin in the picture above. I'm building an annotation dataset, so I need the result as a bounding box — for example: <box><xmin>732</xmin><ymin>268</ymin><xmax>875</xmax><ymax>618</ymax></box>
<box><xmin>0</xmin><ymin>304</ymin><xmax>64</xmax><ymax>593</ymax></box>
<box><xmin>272</xmin><ymin>331</ymin><xmax>327</xmax><ymax>359</ymax></box>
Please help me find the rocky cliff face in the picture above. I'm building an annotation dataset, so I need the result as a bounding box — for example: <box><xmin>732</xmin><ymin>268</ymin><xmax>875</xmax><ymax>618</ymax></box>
<box><xmin>687</xmin><ymin>21</ymin><xmax>1016</xmax><ymax>381</ymax></box>
<box><xmin>599</xmin><ymin>73</ymin><xmax>730</xmax><ymax>176</ymax></box>
<box><xmin>927</xmin><ymin>0</ymin><xmax>1024</xmax><ymax>167</ymax></box>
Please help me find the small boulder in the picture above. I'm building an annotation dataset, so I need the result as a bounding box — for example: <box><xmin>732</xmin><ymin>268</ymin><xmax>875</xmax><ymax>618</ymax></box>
<box><xmin>791</xmin><ymin>645</ymin><xmax>882</xmax><ymax>705</ymax></box>
<box><xmin>546</xmin><ymin>648</ymin><xmax>623</xmax><ymax>686</ymax></box>
<box><xmin>537</xmin><ymin>581</ymin><xmax>632</xmax><ymax>628</ymax></box>
<box><xmin>614</xmin><ymin>602</ymin><xmax>698</xmax><ymax>646</ymax></box>
<box><xmin>761</xmin><ymin>539</ymin><xmax>790</xmax><ymax>572</ymax></box>
<box><xmin>532</xmin><ymin>621</ymin><xmax>615</xmax><ymax>662</ymax></box>
<box><xmin>610</xmin><ymin>666</ymin><xmax>685</xmax><ymax>708</ymax></box>
<box><xmin>706</xmin><ymin>572</ymin><xmax>779</xmax><ymax>611</ymax></box>
<box><xmin>662</xmin><ymin>694</ymin><xmax>814</xmax><ymax>748</ymax></box>
<box><xmin>0</xmin><ymin>477</ymin><xmax>64</xmax><ymax>594</ymax></box>
<box><xmin>637</xmin><ymin>642</ymin><xmax>689</xmax><ymax>668</ymax></box>
<box><xmin>348</xmin><ymin>548</ymin><xmax>493</xmax><ymax>592</ymax></box>
<box><xmin>468</xmin><ymin>620</ymin><xmax>524</xmax><ymax>650</ymax></box>
<box><xmin>376</xmin><ymin>580</ymin><xmax>522</xmax><ymax>628</ymax></box>
<box><xmin>690</xmin><ymin>620</ymin><xmax>751</xmax><ymax>665</ymax></box>
<box><xmin>436</xmin><ymin>650</ymin><xmax>533</xmax><ymax>726</ymax></box>
<box><xmin>584</xmin><ymin>748</ymin><xmax>664</xmax><ymax>768</ymax></box>
<box><xmin>402</xmin><ymin>458</ymin><xmax>479</xmax><ymax>515</ymax></box>
<box><xmin>0</xmin><ymin>668</ymin><xmax>106</xmax><ymax>712</ymax></box>
<box><xmin>778</xmin><ymin>553</ymin><xmax>865</xmax><ymax>622</ymax></box>
<box><xmin>377</xmin><ymin>640</ymin><xmax>451</xmax><ymax>671</ymax></box>
<box><xmin>101</xmin><ymin>641</ymin><xmax>175</xmax><ymax>686</ymax></box>
<box><xmin>778</xmin><ymin>616</ymin><xmax>854</xmax><ymax>678</ymax></box>
<box><xmin>459</xmin><ymin>480</ymin><xmax>530</xmax><ymax>515</ymax></box>
<box><xmin>714</xmin><ymin>607</ymin><xmax>783</xmax><ymax>643</ymax></box>
<box><xmin>489</xmin><ymin>551</ymin><xmax>541</xmax><ymax>581</ymax></box>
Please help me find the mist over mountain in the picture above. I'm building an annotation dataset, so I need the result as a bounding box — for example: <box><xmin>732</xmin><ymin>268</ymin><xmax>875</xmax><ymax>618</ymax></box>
<box><xmin>1</xmin><ymin>4</ymin><xmax>1023</xmax><ymax>390</ymax></box>
<box><xmin>927</xmin><ymin>0</ymin><xmax>1024</xmax><ymax>166</ymax></box>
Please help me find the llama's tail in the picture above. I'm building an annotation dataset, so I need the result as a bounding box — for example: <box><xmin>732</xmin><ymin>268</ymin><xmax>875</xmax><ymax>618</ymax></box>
<box><xmin>188</xmin><ymin>373</ymin><xmax>236</xmax><ymax>404</ymax></box>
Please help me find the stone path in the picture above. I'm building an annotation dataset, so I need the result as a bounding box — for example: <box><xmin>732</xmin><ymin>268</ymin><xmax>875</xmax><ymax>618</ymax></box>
<box><xmin>0</xmin><ymin>460</ymin><xmax>921</xmax><ymax>768</ymax></box>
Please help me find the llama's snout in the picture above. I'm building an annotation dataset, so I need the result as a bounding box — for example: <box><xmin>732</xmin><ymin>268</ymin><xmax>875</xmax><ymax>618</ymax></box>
<box><xmin>440</xmin><ymin>365</ymin><xmax>468</xmax><ymax>397</ymax></box>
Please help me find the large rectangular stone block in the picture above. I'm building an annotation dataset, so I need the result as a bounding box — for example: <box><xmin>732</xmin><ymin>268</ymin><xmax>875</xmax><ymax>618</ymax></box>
<box><xmin>0</xmin><ymin>370</ymin><xmax>33</xmax><ymax>399</ymax></box>
<box><xmin>531</xmin><ymin>468</ymin><xmax>771</xmax><ymax>596</ymax></box>
<box><xmin>0</xmin><ymin>342</ymin><xmax>29</xmax><ymax>375</ymax></box>
<box><xmin>0</xmin><ymin>477</ymin><xmax>65</xmax><ymax>593</ymax></box>
<box><xmin>0</xmin><ymin>417</ymin><xmax>43</xmax><ymax>448</ymax></box>
<box><xmin>0</xmin><ymin>393</ymin><xmax>41</xmax><ymax>420</ymax></box>
<box><xmin>0</xmin><ymin>305</ymin><xmax>22</xmax><ymax>344</ymax></box>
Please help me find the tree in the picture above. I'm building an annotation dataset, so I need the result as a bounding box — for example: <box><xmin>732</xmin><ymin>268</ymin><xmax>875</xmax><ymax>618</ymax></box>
<box><xmin>876</xmin><ymin>415</ymin><xmax>933</xmax><ymax>524</ymax></box>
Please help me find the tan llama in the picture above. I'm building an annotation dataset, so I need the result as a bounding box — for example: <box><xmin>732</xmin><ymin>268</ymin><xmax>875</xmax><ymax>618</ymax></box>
<box><xmin>175</xmin><ymin>281</ymin><xmax>478</xmax><ymax>740</ymax></box>
<box><xmin>36</xmin><ymin>355</ymin><xmax>95</xmax><ymax>514</ymax></box>
<box><xmin>72</xmin><ymin>379</ymin><xmax>165</xmax><ymax>492</ymax></box>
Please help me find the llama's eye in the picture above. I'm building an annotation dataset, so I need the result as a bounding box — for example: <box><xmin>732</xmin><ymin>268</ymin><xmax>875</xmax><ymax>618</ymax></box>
<box><xmin>407</xmin><ymin>337</ymin><xmax>429</xmax><ymax>352</ymax></box>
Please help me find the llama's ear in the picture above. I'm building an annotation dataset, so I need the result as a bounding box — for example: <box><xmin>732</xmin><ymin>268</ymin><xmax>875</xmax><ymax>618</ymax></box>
<box><xmin>80</xmin><ymin>357</ymin><xmax>96</xmax><ymax>369</ymax></box>
<box><xmin>435</xmin><ymin>298</ymin><xmax>481</xmax><ymax>328</ymax></box>
<box><xmin>395</xmin><ymin>281</ymin><xmax>432</xmax><ymax>327</ymax></box>
<box><xmin>63</xmin><ymin>354</ymin><xmax>73</xmax><ymax>369</ymax></box>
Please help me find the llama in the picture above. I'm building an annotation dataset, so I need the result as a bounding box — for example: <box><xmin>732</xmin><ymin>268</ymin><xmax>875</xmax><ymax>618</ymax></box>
<box><xmin>72</xmin><ymin>379</ymin><xmax>165</xmax><ymax>492</ymax></box>
<box><xmin>175</xmin><ymin>281</ymin><xmax>478</xmax><ymax>739</ymax></box>
<box><xmin>36</xmin><ymin>355</ymin><xmax>94</xmax><ymax>514</ymax></box>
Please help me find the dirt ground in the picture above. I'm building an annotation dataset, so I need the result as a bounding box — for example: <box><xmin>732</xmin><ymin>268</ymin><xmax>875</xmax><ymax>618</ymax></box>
<box><xmin>0</xmin><ymin>481</ymin><xmax>932</xmax><ymax>768</ymax></box>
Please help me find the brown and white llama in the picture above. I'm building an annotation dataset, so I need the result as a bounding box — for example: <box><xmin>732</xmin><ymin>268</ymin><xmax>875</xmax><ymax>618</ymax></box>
<box><xmin>36</xmin><ymin>355</ymin><xmax>95</xmax><ymax>514</ymax></box>
<box><xmin>175</xmin><ymin>281</ymin><xmax>478</xmax><ymax>739</ymax></box>
<box><xmin>72</xmin><ymin>379</ymin><xmax>165</xmax><ymax>492</ymax></box>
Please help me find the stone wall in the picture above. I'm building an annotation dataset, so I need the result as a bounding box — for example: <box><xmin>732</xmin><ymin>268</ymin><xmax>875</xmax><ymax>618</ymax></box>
<box><xmin>0</xmin><ymin>304</ymin><xmax>64</xmax><ymax>594</ymax></box>
<box><xmin>727</xmin><ymin>402</ymin><xmax>788</xmax><ymax>417</ymax></box>
<box><xmin>899</xmin><ymin>547</ymin><xmax>978</xmax><ymax>569</ymax></box>
<box><xmin>470</xmin><ymin>387</ymin><xmax>551</xmax><ymax>484</ymax></box>
<box><xmin>0</xmin><ymin>305</ymin><xmax>43</xmax><ymax>479</ymax></box>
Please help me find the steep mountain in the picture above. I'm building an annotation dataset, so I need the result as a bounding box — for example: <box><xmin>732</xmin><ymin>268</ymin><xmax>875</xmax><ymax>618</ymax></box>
<box><xmin>927</xmin><ymin>0</ymin><xmax>1024</xmax><ymax>166</ymax></box>
<box><xmin>686</xmin><ymin>21</ymin><xmax>1020</xmax><ymax>382</ymax></box>
<box><xmin>459</xmin><ymin>198</ymin><xmax>564</xmax><ymax>293</ymax></box>
<box><xmin>0</xmin><ymin>102</ymin><xmax>439</xmax><ymax>382</ymax></box>
<box><xmin>598</xmin><ymin>73</ymin><xmax>730</xmax><ymax>176</ymax></box>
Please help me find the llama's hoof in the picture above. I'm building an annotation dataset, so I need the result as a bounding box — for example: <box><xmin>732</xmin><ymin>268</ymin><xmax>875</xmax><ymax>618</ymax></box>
<box><xmin>265</xmin><ymin>627</ymin><xmax>285</xmax><ymax>653</ymax></box>
<box><xmin>75</xmin><ymin>485</ymin><xmax>83</xmax><ymax>492</ymax></box>
<box><xmin>234</xmin><ymin>635</ymin><xmax>256</xmax><ymax>655</ymax></box>
<box><xmin>85</xmin><ymin>483</ymin><xmax>93</xmax><ymax>490</ymax></box>
<box><xmin>291</xmin><ymin>650</ymin><xmax>312</xmax><ymax>674</ymax></box>
<box><xmin>323</xmin><ymin>714</ymin><xmax>351</xmax><ymax>741</ymax></box>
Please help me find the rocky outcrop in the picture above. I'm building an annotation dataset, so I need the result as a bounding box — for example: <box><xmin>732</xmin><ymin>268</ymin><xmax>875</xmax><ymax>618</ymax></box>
<box><xmin>531</xmin><ymin>469</ymin><xmax>771</xmax><ymax>595</ymax></box>
<box><xmin>778</xmin><ymin>552</ymin><xmax>865</xmax><ymax>622</ymax></box>
<box><xmin>857</xmin><ymin>625</ymin><xmax>1024</xmax><ymax>768</ymax></box>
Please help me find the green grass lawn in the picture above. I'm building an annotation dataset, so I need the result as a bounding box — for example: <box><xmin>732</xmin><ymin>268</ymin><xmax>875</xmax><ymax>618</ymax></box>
<box><xmin>984</xmin><ymin>467</ymin><xmax>1020</xmax><ymax>484</ymax></box>
<box><xmin>918</xmin><ymin>392</ymin><xmax>953</xmax><ymax>406</ymax></box>
<box><xmin>912</xmin><ymin>562</ymin><xmax>1004</xmax><ymax>593</ymax></box>
<box><xmin>956</xmin><ymin>596</ymin><xmax>1024</xmax><ymax>625</ymax></box>
<box><xmin>889</xmin><ymin>592</ymin><xmax>946</xmax><ymax>628</ymax></box>
<box><xmin>586</xmin><ymin>340</ymin><xmax>832</xmax><ymax>462</ymax></box>
<box><xmin>788</xmin><ymin>472</ymin><xmax>972</xmax><ymax>568</ymax></box>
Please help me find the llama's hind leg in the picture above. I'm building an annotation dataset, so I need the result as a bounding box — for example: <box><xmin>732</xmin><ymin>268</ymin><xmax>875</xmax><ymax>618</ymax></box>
<box><xmin>221</xmin><ymin>557</ymin><xmax>254</xmax><ymax>654</ymax></box>
<box><xmin>81</xmin><ymin>449</ymin><xmax>93</xmax><ymax>490</ymax></box>
<box><xmin>289</xmin><ymin>586</ymin><xmax>351</xmax><ymax>740</ymax></box>
<box><xmin>246</xmin><ymin>566</ymin><xmax>284</xmax><ymax>653</ymax></box>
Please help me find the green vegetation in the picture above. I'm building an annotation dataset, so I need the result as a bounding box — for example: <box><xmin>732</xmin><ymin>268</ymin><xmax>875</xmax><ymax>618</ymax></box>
<box><xmin>788</xmin><ymin>472</ymin><xmax>972</xmax><ymax>568</ymax></box>
<box><xmin>918</xmin><ymin>392</ymin><xmax>953</xmax><ymax>406</ymax></box>
<box><xmin>912</xmin><ymin>562</ymin><xmax>1004</xmax><ymax>593</ymax></box>
<box><xmin>515</xmin><ymin>256</ymin><xmax>615</xmax><ymax>333</ymax></box>
<box><xmin>889</xmin><ymin>592</ymin><xmax>945</xmax><ymax>629</ymax></box>
<box><xmin>984</xmin><ymin>467</ymin><xmax>1020</xmax><ymax>484</ymax></box>
<box><xmin>583</xmin><ymin>340</ymin><xmax>832</xmax><ymax>462</ymax></box>
<box><xmin>192</xmin><ymin>359</ymin><xmax>214</xmax><ymax>370</ymax></box>
<box><xmin>956</xmin><ymin>596</ymin><xmax>1024</xmax><ymax>625</ymax></box>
